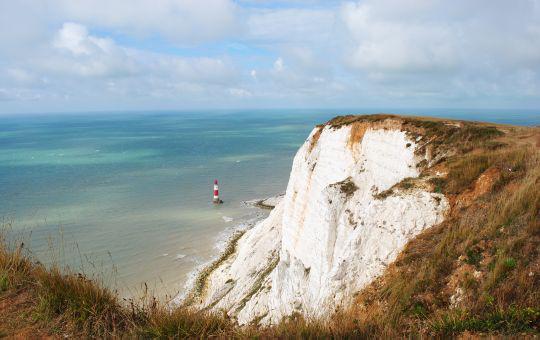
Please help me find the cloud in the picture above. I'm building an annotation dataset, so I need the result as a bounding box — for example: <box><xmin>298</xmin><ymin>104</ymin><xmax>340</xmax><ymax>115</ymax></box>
<box><xmin>54</xmin><ymin>22</ymin><xmax>94</xmax><ymax>55</ymax></box>
<box><xmin>0</xmin><ymin>1</ymin><xmax>539</xmax><ymax>113</ymax></box>
<box><xmin>342</xmin><ymin>1</ymin><xmax>458</xmax><ymax>73</ymax></box>
<box><xmin>47</xmin><ymin>22</ymin><xmax>138</xmax><ymax>78</ymax></box>
<box><xmin>49</xmin><ymin>23</ymin><xmax>239</xmax><ymax>83</ymax></box>
<box><xmin>341</xmin><ymin>0</ymin><xmax>540</xmax><ymax>73</ymax></box>
<box><xmin>48</xmin><ymin>23</ymin><xmax>238</xmax><ymax>83</ymax></box>
<box><xmin>246</xmin><ymin>7</ymin><xmax>336</xmax><ymax>45</ymax></box>
<box><xmin>6</xmin><ymin>68</ymin><xmax>37</xmax><ymax>85</ymax></box>
<box><xmin>56</xmin><ymin>0</ymin><xmax>240</xmax><ymax>44</ymax></box>
<box><xmin>273</xmin><ymin>57</ymin><xmax>284</xmax><ymax>72</ymax></box>
<box><xmin>338</xmin><ymin>0</ymin><xmax>540</xmax><ymax>102</ymax></box>
<box><xmin>0</xmin><ymin>21</ymin><xmax>242</xmax><ymax>110</ymax></box>
<box><xmin>229</xmin><ymin>88</ymin><xmax>252</xmax><ymax>98</ymax></box>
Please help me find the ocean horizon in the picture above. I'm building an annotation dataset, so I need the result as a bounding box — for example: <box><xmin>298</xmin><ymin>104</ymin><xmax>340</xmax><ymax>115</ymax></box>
<box><xmin>1</xmin><ymin>108</ymin><xmax>538</xmax><ymax>299</ymax></box>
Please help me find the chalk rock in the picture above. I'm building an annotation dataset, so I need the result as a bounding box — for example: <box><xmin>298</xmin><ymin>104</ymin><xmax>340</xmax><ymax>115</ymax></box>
<box><xmin>186</xmin><ymin>122</ymin><xmax>449</xmax><ymax>325</ymax></box>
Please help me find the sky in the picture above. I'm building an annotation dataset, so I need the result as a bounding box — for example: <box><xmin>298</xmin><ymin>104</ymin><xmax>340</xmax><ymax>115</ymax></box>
<box><xmin>1</xmin><ymin>0</ymin><xmax>540</xmax><ymax>114</ymax></box>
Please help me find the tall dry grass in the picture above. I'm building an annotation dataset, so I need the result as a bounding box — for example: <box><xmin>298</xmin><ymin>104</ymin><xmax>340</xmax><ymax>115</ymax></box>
<box><xmin>0</xmin><ymin>231</ymin><xmax>237</xmax><ymax>337</ymax></box>
<box><xmin>347</xmin><ymin>143</ymin><xmax>539</xmax><ymax>336</ymax></box>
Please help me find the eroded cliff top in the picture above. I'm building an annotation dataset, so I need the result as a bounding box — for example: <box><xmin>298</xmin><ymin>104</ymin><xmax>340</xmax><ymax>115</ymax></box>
<box><xmin>314</xmin><ymin>113</ymin><xmax>538</xmax><ymax>167</ymax></box>
<box><xmin>324</xmin><ymin>114</ymin><xmax>504</xmax><ymax>149</ymax></box>
<box><xmin>337</xmin><ymin>115</ymin><xmax>540</xmax><ymax>335</ymax></box>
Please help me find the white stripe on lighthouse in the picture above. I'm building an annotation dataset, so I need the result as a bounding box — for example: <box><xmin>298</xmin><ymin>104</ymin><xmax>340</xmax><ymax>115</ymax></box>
<box><xmin>213</xmin><ymin>179</ymin><xmax>219</xmax><ymax>202</ymax></box>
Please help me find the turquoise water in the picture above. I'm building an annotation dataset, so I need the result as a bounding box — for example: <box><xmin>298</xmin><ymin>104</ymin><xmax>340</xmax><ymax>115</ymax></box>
<box><xmin>0</xmin><ymin>109</ymin><xmax>538</xmax><ymax>298</ymax></box>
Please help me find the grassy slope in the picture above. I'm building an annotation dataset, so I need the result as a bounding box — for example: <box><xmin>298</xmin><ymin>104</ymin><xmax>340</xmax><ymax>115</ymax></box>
<box><xmin>1</xmin><ymin>114</ymin><xmax>539</xmax><ymax>338</ymax></box>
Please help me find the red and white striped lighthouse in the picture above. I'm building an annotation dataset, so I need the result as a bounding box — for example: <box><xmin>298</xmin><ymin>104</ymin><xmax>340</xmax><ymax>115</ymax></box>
<box><xmin>213</xmin><ymin>179</ymin><xmax>222</xmax><ymax>204</ymax></box>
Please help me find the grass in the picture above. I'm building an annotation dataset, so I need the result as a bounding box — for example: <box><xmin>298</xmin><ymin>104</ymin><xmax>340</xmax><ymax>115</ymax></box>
<box><xmin>430</xmin><ymin>307</ymin><xmax>540</xmax><ymax>334</ymax></box>
<box><xmin>35</xmin><ymin>267</ymin><xmax>126</xmax><ymax>335</ymax></box>
<box><xmin>135</xmin><ymin>306</ymin><xmax>233</xmax><ymax>338</ymax></box>
<box><xmin>465</xmin><ymin>248</ymin><xmax>483</xmax><ymax>267</ymax></box>
<box><xmin>373</xmin><ymin>177</ymin><xmax>416</xmax><ymax>199</ymax></box>
<box><xmin>1</xmin><ymin>115</ymin><xmax>538</xmax><ymax>338</ymax></box>
<box><xmin>349</xmin><ymin>140</ymin><xmax>539</xmax><ymax>335</ymax></box>
<box><xmin>331</xmin><ymin>176</ymin><xmax>359</xmax><ymax>197</ymax></box>
<box><xmin>327</xmin><ymin>113</ymin><xmax>506</xmax><ymax>160</ymax></box>
<box><xmin>442</xmin><ymin>146</ymin><xmax>529</xmax><ymax>194</ymax></box>
<box><xmin>253</xmin><ymin>200</ymin><xmax>275</xmax><ymax>210</ymax></box>
<box><xmin>0</xmin><ymin>235</ymin><xmax>236</xmax><ymax>337</ymax></box>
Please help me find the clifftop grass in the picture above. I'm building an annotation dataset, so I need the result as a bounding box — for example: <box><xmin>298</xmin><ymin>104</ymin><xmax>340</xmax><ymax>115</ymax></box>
<box><xmin>1</xmin><ymin>114</ymin><xmax>539</xmax><ymax>338</ymax></box>
<box><xmin>0</xmin><ymin>235</ymin><xmax>238</xmax><ymax>338</ymax></box>
<box><xmin>327</xmin><ymin>113</ymin><xmax>505</xmax><ymax>152</ymax></box>
<box><xmin>346</xmin><ymin>117</ymin><xmax>540</xmax><ymax>336</ymax></box>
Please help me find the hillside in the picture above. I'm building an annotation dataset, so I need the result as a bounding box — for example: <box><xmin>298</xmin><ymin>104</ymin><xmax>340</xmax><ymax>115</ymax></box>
<box><xmin>1</xmin><ymin>114</ymin><xmax>539</xmax><ymax>337</ymax></box>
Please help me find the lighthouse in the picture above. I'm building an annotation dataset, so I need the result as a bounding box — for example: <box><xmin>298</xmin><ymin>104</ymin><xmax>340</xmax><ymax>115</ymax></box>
<box><xmin>213</xmin><ymin>179</ymin><xmax>223</xmax><ymax>204</ymax></box>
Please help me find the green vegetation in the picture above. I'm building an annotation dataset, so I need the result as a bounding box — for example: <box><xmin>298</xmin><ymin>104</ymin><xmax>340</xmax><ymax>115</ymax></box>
<box><xmin>332</xmin><ymin>176</ymin><xmax>359</xmax><ymax>197</ymax></box>
<box><xmin>430</xmin><ymin>307</ymin><xmax>540</xmax><ymax>334</ymax></box>
<box><xmin>349</xmin><ymin>125</ymin><xmax>539</xmax><ymax>336</ymax></box>
<box><xmin>327</xmin><ymin>113</ymin><xmax>505</xmax><ymax>156</ymax></box>
<box><xmin>465</xmin><ymin>248</ymin><xmax>483</xmax><ymax>267</ymax></box>
<box><xmin>374</xmin><ymin>177</ymin><xmax>417</xmax><ymax>199</ymax></box>
<box><xmin>253</xmin><ymin>200</ymin><xmax>275</xmax><ymax>210</ymax></box>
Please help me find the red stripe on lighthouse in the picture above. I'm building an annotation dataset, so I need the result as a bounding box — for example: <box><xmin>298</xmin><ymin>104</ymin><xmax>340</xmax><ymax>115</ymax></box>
<box><xmin>213</xmin><ymin>179</ymin><xmax>219</xmax><ymax>200</ymax></box>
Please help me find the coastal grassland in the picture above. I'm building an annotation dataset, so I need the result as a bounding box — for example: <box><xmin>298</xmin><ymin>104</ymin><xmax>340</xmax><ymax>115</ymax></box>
<box><xmin>0</xmin><ymin>231</ymin><xmax>237</xmax><ymax>338</ymax></box>
<box><xmin>346</xmin><ymin>127</ymin><xmax>540</xmax><ymax>336</ymax></box>
<box><xmin>1</xmin><ymin>116</ymin><xmax>538</xmax><ymax>338</ymax></box>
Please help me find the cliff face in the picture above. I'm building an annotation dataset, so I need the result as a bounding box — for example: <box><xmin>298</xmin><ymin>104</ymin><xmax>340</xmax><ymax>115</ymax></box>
<box><xmin>186</xmin><ymin>117</ymin><xmax>449</xmax><ymax>324</ymax></box>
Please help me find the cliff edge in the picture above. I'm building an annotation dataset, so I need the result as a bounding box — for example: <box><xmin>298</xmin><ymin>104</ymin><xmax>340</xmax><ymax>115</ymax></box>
<box><xmin>182</xmin><ymin>114</ymin><xmax>515</xmax><ymax>324</ymax></box>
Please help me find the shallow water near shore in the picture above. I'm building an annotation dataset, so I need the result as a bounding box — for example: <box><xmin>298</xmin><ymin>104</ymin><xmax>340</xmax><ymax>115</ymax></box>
<box><xmin>0</xmin><ymin>110</ymin><xmax>338</xmax><ymax>299</ymax></box>
<box><xmin>1</xmin><ymin>108</ymin><xmax>538</xmax><ymax>299</ymax></box>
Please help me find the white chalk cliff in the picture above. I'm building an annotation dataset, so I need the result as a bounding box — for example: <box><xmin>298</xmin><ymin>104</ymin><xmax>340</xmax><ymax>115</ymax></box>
<box><xmin>186</xmin><ymin>118</ymin><xmax>449</xmax><ymax>325</ymax></box>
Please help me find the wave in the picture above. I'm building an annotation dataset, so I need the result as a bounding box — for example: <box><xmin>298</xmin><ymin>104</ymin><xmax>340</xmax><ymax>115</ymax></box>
<box><xmin>222</xmin><ymin>216</ymin><xmax>234</xmax><ymax>223</ymax></box>
<box><xmin>170</xmin><ymin>209</ymin><xmax>267</xmax><ymax>307</ymax></box>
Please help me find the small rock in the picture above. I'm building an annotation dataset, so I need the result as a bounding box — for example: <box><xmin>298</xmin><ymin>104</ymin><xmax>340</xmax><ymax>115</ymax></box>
<box><xmin>450</xmin><ymin>288</ymin><xmax>464</xmax><ymax>309</ymax></box>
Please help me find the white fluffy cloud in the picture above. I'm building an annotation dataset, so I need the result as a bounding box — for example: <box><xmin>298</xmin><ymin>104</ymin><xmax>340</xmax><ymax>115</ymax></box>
<box><xmin>337</xmin><ymin>0</ymin><xmax>540</xmax><ymax>105</ymax></box>
<box><xmin>57</xmin><ymin>0</ymin><xmax>240</xmax><ymax>44</ymax></box>
<box><xmin>0</xmin><ymin>0</ymin><xmax>539</xmax><ymax>112</ymax></box>
<box><xmin>246</xmin><ymin>7</ymin><xmax>336</xmax><ymax>44</ymax></box>
<box><xmin>343</xmin><ymin>2</ymin><xmax>457</xmax><ymax>72</ymax></box>
<box><xmin>47</xmin><ymin>23</ymin><xmax>138</xmax><ymax>78</ymax></box>
<box><xmin>0</xmin><ymin>21</ymin><xmax>240</xmax><ymax>107</ymax></box>
<box><xmin>342</xmin><ymin>0</ymin><xmax>540</xmax><ymax>74</ymax></box>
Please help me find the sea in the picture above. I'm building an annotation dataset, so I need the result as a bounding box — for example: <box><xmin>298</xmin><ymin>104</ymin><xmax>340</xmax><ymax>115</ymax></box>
<box><xmin>0</xmin><ymin>108</ymin><xmax>538</xmax><ymax>299</ymax></box>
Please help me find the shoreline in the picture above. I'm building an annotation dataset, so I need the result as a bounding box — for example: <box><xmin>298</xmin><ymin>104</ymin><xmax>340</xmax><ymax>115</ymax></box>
<box><xmin>172</xmin><ymin>193</ymin><xmax>284</xmax><ymax>307</ymax></box>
